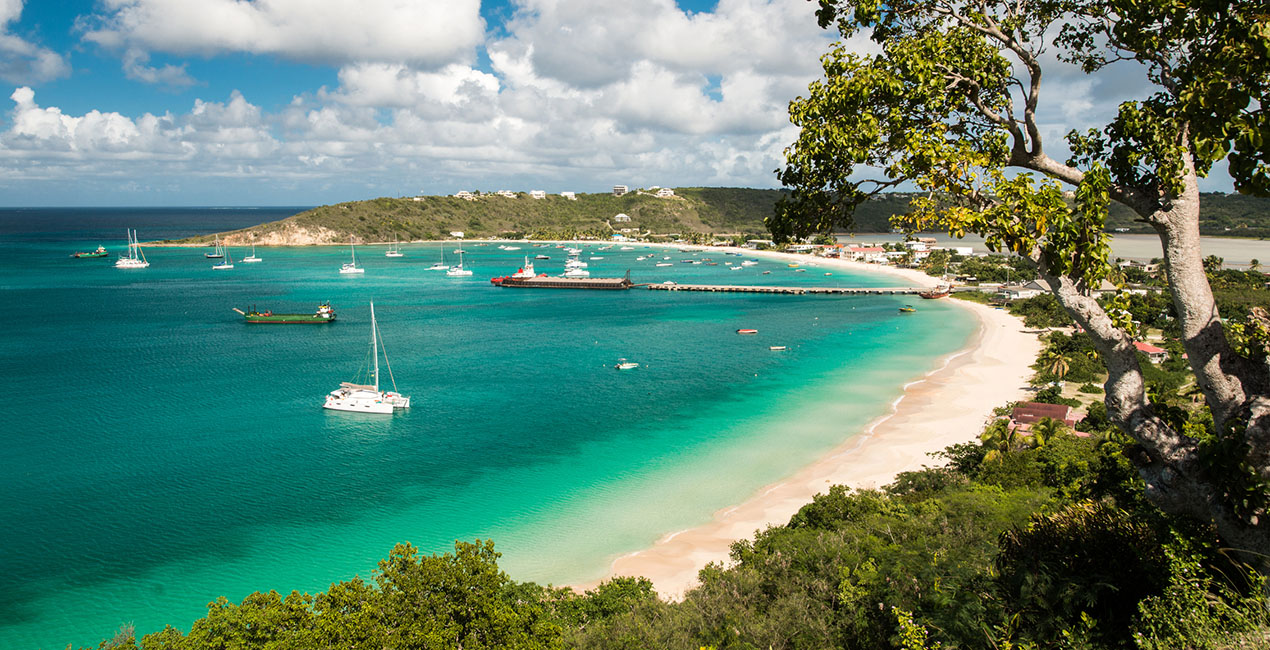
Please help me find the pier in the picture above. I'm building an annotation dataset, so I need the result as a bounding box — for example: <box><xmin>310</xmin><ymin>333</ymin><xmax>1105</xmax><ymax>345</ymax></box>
<box><xmin>645</xmin><ymin>283</ymin><xmax>930</xmax><ymax>295</ymax></box>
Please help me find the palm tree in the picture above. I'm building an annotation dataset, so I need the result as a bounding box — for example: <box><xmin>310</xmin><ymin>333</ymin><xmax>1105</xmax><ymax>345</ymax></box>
<box><xmin>1250</xmin><ymin>258</ymin><xmax>1262</xmax><ymax>273</ymax></box>
<box><xmin>1029</xmin><ymin>417</ymin><xmax>1069</xmax><ymax>448</ymax></box>
<box><xmin>1038</xmin><ymin>350</ymin><xmax>1070</xmax><ymax>381</ymax></box>
<box><xmin>980</xmin><ymin>418</ymin><xmax>1021</xmax><ymax>462</ymax></box>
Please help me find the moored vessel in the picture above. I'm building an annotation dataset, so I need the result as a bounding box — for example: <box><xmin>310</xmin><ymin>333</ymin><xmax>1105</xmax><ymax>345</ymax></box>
<box><xmin>73</xmin><ymin>245</ymin><xmax>108</xmax><ymax>258</ymax></box>
<box><xmin>323</xmin><ymin>302</ymin><xmax>409</xmax><ymax>414</ymax></box>
<box><xmin>234</xmin><ymin>302</ymin><xmax>336</xmax><ymax>324</ymax></box>
<box><xmin>919</xmin><ymin>285</ymin><xmax>951</xmax><ymax>299</ymax></box>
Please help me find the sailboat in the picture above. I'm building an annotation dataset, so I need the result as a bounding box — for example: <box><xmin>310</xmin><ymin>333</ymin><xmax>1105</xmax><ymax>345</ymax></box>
<box><xmin>242</xmin><ymin>245</ymin><xmax>262</xmax><ymax>263</ymax></box>
<box><xmin>212</xmin><ymin>248</ymin><xmax>234</xmax><ymax>270</ymax></box>
<box><xmin>323</xmin><ymin>302</ymin><xmax>410</xmax><ymax>414</ymax></box>
<box><xmin>205</xmin><ymin>236</ymin><xmax>224</xmax><ymax>259</ymax></box>
<box><xmin>339</xmin><ymin>239</ymin><xmax>364</xmax><ymax>274</ymax></box>
<box><xmin>114</xmin><ymin>229</ymin><xmax>150</xmax><ymax>268</ymax></box>
<box><xmin>446</xmin><ymin>246</ymin><xmax>472</xmax><ymax>276</ymax></box>
<box><xmin>385</xmin><ymin>234</ymin><xmax>404</xmax><ymax>258</ymax></box>
<box><xmin>427</xmin><ymin>244</ymin><xmax>448</xmax><ymax>270</ymax></box>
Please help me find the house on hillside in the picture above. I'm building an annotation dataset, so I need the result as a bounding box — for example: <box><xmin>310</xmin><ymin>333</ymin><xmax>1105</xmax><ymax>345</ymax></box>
<box><xmin>656</xmin><ymin>188</ymin><xmax>675</xmax><ymax>197</ymax></box>
<box><xmin>496</xmin><ymin>190</ymin><xmax>516</xmax><ymax>198</ymax></box>
<box><xmin>561</xmin><ymin>191</ymin><xmax>576</xmax><ymax>200</ymax></box>
<box><xmin>613</xmin><ymin>185</ymin><xmax>628</xmax><ymax>196</ymax></box>
<box><xmin>613</xmin><ymin>213</ymin><xmax>631</xmax><ymax>223</ymax></box>
<box><xmin>453</xmin><ymin>191</ymin><xmax>475</xmax><ymax>201</ymax></box>
<box><xmin>998</xmin><ymin>279</ymin><xmax>1051</xmax><ymax>300</ymax></box>
<box><xmin>1134</xmin><ymin>341</ymin><xmax>1169</xmax><ymax>364</ymax></box>
<box><xmin>529</xmin><ymin>190</ymin><xmax>546</xmax><ymax>199</ymax></box>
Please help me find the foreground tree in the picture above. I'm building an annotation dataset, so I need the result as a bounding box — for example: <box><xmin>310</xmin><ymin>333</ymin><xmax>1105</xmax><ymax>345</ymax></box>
<box><xmin>772</xmin><ymin>0</ymin><xmax>1270</xmax><ymax>559</ymax></box>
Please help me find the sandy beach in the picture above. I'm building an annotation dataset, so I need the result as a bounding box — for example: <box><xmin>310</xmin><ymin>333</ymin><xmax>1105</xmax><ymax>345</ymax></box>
<box><xmin>582</xmin><ymin>248</ymin><xmax>1041</xmax><ymax>599</ymax></box>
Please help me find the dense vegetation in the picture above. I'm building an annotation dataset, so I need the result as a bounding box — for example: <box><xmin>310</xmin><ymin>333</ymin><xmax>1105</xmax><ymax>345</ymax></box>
<box><xmin>170</xmin><ymin>189</ymin><xmax>1270</xmax><ymax>245</ymax></box>
<box><xmin>78</xmin><ymin>426</ymin><xmax>1267</xmax><ymax>650</ymax></box>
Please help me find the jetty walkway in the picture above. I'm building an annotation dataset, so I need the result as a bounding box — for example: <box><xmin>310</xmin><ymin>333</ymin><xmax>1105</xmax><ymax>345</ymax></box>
<box><xmin>644</xmin><ymin>283</ymin><xmax>930</xmax><ymax>295</ymax></box>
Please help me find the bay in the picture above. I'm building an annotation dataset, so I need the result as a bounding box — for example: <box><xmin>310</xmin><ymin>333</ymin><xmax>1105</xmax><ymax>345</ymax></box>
<box><xmin>0</xmin><ymin>209</ymin><xmax>974</xmax><ymax>648</ymax></box>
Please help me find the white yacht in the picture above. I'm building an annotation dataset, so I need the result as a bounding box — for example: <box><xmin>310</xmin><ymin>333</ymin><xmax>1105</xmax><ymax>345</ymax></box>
<box><xmin>114</xmin><ymin>230</ymin><xmax>150</xmax><ymax>269</ymax></box>
<box><xmin>446</xmin><ymin>246</ymin><xmax>473</xmax><ymax>276</ymax></box>
<box><xmin>205</xmin><ymin>236</ymin><xmax>224</xmax><ymax>259</ymax></box>
<box><xmin>562</xmin><ymin>267</ymin><xmax>590</xmax><ymax>278</ymax></box>
<box><xmin>213</xmin><ymin>249</ymin><xmax>235</xmax><ymax>270</ymax></box>
<box><xmin>323</xmin><ymin>302</ymin><xmax>410</xmax><ymax>414</ymax></box>
<box><xmin>242</xmin><ymin>245</ymin><xmax>262</xmax><ymax>263</ymax></box>
<box><xmin>339</xmin><ymin>239</ymin><xmax>364</xmax><ymax>274</ymax></box>
<box><xmin>427</xmin><ymin>245</ymin><xmax>448</xmax><ymax>270</ymax></box>
<box><xmin>386</xmin><ymin>234</ymin><xmax>404</xmax><ymax>258</ymax></box>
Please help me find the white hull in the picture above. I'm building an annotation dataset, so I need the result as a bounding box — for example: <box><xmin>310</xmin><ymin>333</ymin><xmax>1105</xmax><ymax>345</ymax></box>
<box><xmin>243</xmin><ymin>257</ymin><xmax>261</xmax><ymax>263</ymax></box>
<box><xmin>339</xmin><ymin>264</ymin><xmax>364</xmax><ymax>274</ymax></box>
<box><xmin>446</xmin><ymin>267</ymin><xmax>473</xmax><ymax>277</ymax></box>
<box><xmin>115</xmin><ymin>259</ymin><xmax>150</xmax><ymax>269</ymax></box>
<box><xmin>213</xmin><ymin>263</ymin><xmax>234</xmax><ymax>270</ymax></box>
<box><xmin>385</xmin><ymin>252</ymin><xmax>404</xmax><ymax>258</ymax></box>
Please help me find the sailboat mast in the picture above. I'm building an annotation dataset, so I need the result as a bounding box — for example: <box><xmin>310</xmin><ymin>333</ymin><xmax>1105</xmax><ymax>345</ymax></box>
<box><xmin>370</xmin><ymin>302</ymin><xmax>379</xmax><ymax>391</ymax></box>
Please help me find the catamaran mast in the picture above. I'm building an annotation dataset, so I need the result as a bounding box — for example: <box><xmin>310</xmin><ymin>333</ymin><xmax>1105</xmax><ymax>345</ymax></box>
<box><xmin>370</xmin><ymin>301</ymin><xmax>379</xmax><ymax>392</ymax></box>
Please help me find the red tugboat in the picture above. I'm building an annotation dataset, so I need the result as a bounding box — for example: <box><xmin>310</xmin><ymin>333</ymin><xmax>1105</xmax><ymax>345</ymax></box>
<box><xmin>491</xmin><ymin>257</ymin><xmax>633</xmax><ymax>290</ymax></box>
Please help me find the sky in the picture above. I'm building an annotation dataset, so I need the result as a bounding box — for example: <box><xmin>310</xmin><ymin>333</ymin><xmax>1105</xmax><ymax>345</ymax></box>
<box><xmin>0</xmin><ymin>0</ymin><xmax>1235</xmax><ymax>206</ymax></box>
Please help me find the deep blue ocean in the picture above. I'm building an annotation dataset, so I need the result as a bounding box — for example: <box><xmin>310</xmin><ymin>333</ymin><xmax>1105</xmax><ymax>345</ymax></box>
<box><xmin>0</xmin><ymin>208</ymin><xmax>975</xmax><ymax>649</ymax></box>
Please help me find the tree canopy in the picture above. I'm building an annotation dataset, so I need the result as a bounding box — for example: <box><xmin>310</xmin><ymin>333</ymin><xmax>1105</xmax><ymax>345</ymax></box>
<box><xmin>771</xmin><ymin>0</ymin><xmax>1270</xmax><ymax>561</ymax></box>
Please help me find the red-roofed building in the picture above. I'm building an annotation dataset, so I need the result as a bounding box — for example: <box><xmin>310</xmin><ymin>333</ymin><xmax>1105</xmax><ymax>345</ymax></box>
<box><xmin>845</xmin><ymin>246</ymin><xmax>886</xmax><ymax>263</ymax></box>
<box><xmin>1011</xmin><ymin>401</ymin><xmax>1079</xmax><ymax>428</ymax></box>
<box><xmin>1134</xmin><ymin>341</ymin><xmax>1168</xmax><ymax>363</ymax></box>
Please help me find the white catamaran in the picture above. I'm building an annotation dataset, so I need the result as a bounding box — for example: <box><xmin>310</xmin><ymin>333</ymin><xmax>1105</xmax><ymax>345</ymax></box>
<box><xmin>323</xmin><ymin>302</ymin><xmax>410</xmax><ymax>414</ymax></box>
<box><xmin>114</xmin><ymin>229</ymin><xmax>150</xmax><ymax>269</ymax></box>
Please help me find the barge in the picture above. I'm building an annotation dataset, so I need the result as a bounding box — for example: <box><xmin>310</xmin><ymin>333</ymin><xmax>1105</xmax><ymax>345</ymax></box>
<box><xmin>233</xmin><ymin>302</ymin><xmax>336</xmax><ymax>323</ymax></box>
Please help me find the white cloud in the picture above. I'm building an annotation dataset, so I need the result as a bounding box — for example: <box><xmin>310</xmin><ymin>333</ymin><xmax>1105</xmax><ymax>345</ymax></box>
<box><xmin>0</xmin><ymin>0</ymin><xmax>70</xmax><ymax>84</ymax></box>
<box><xmin>82</xmin><ymin>0</ymin><xmax>485</xmax><ymax>67</ymax></box>
<box><xmin>122</xmin><ymin>48</ymin><xmax>196</xmax><ymax>88</ymax></box>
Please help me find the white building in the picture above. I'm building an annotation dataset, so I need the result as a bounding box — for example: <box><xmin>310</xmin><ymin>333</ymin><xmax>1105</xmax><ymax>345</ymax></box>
<box><xmin>845</xmin><ymin>246</ymin><xmax>887</xmax><ymax>263</ymax></box>
<box><xmin>613</xmin><ymin>213</ymin><xmax>631</xmax><ymax>223</ymax></box>
<box><xmin>560</xmin><ymin>191</ymin><xmax>576</xmax><ymax>200</ymax></box>
<box><xmin>496</xmin><ymin>190</ymin><xmax>516</xmax><ymax>198</ymax></box>
<box><xmin>613</xmin><ymin>185</ymin><xmax>628</xmax><ymax>196</ymax></box>
<box><xmin>453</xmin><ymin>191</ymin><xmax>475</xmax><ymax>201</ymax></box>
<box><xmin>529</xmin><ymin>190</ymin><xmax>546</xmax><ymax>199</ymax></box>
<box><xmin>656</xmin><ymin>188</ymin><xmax>675</xmax><ymax>198</ymax></box>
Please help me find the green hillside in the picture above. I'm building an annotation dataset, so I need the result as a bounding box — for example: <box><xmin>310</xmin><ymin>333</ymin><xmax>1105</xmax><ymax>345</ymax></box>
<box><xmin>169</xmin><ymin>188</ymin><xmax>1270</xmax><ymax>245</ymax></box>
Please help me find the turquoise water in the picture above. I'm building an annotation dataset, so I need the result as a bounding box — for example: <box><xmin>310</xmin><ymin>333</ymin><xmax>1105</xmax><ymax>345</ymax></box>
<box><xmin>0</xmin><ymin>210</ymin><xmax>975</xmax><ymax>649</ymax></box>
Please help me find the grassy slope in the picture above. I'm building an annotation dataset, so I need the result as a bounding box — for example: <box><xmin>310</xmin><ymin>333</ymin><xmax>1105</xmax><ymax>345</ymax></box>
<box><xmin>168</xmin><ymin>188</ymin><xmax>1270</xmax><ymax>245</ymax></box>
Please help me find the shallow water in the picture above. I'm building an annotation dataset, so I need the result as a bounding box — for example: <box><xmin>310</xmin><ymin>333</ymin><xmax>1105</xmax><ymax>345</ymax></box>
<box><xmin>0</xmin><ymin>210</ymin><xmax>974</xmax><ymax>648</ymax></box>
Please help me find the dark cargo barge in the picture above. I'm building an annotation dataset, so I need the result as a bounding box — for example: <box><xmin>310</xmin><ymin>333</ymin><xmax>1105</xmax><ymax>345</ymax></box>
<box><xmin>491</xmin><ymin>270</ymin><xmax>633</xmax><ymax>290</ymax></box>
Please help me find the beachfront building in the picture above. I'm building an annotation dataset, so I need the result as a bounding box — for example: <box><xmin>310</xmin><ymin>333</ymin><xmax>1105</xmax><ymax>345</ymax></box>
<box><xmin>998</xmin><ymin>279</ymin><xmax>1051</xmax><ymax>300</ymax></box>
<box><xmin>613</xmin><ymin>213</ymin><xmax>631</xmax><ymax>223</ymax></box>
<box><xmin>745</xmin><ymin>239</ymin><xmax>775</xmax><ymax>249</ymax></box>
<box><xmin>613</xmin><ymin>185</ymin><xmax>629</xmax><ymax>196</ymax></box>
<box><xmin>656</xmin><ymin>188</ymin><xmax>675</xmax><ymax>198</ymax></box>
<box><xmin>1134</xmin><ymin>341</ymin><xmax>1169</xmax><ymax>364</ymax></box>
<box><xmin>561</xmin><ymin>191</ymin><xmax>577</xmax><ymax>200</ymax></box>
<box><xmin>845</xmin><ymin>246</ymin><xmax>887</xmax><ymax>263</ymax></box>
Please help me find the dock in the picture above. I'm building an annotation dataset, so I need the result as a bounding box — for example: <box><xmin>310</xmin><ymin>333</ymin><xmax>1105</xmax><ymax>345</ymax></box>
<box><xmin>645</xmin><ymin>284</ymin><xmax>930</xmax><ymax>295</ymax></box>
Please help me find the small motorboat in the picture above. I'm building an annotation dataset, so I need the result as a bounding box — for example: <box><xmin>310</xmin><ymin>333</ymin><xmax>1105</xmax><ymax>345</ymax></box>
<box><xmin>769</xmin><ymin>346</ymin><xmax>787</xmax><ymax>351</ymax></box>
<box><xmin>615</xmin><ymin>359</ymin><xmax>639</xmax><ymax>370</ymax></box>
<box><xmin>899</xmin><ymin>305</ymin><xmax>916</xmax><ymax>313</ymax></box>
<box><xmin>737</xmin><ymin>329</ymin><xmax>758</xmax><ymax>335</ymax></box>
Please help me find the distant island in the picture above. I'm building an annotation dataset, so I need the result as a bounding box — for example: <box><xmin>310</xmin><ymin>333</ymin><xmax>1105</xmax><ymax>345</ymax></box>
<box><xmin>158</xmin><ymin>188</ymin><xmax>1270</xmax><ymax>246</ymax></box>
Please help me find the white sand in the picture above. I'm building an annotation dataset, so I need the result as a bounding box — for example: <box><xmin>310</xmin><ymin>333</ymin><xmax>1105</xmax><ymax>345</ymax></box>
<box><xmin>578</xmin><ymin>248</ymin><xmax>1041</xmax><ymax>599</ymax></box>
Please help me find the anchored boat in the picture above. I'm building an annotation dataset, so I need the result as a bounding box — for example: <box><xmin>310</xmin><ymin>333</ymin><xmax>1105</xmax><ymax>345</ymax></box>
<box><xmin>234</xmin><ymin>302</ymin><xmax>336</xmax><ymax>324</ymax></box>
<box><xmin>323</xmin><ymin>302</ymin><xmax>409</xmax><ymax>414</ymax></box>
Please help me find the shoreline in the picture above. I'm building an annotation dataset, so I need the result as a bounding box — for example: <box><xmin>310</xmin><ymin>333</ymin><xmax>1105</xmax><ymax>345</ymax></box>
<box><xmin>574</xmin><ymin>250</ymin><xmax>1039</xmax><ymax>599</ymax></box>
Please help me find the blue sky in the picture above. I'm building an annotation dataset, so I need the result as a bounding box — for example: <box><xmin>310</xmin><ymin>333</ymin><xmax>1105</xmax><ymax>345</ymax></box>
<box><xmin>0</xmin><ymin>0</ymin><xmax>1235</xmax><ymax>206</ymax></box>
